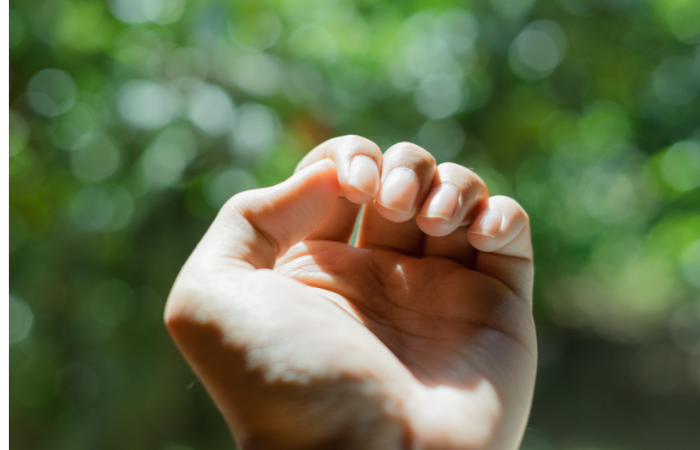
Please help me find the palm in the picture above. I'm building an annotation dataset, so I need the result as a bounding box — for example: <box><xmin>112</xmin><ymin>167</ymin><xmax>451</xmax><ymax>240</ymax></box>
<box><xmin>279</xmin><ymin>239</ymin><xmax>531</xmax><ymax>380</ymax></box>
<box><xmin>268</xmin><ymin>199</ymin><xmax>535</xmax><ymax>448</ymax></box>
<box><xmin>274</xmin><ymin>226</ymin><xmax>535</xmax><ymax>442</ymax></box>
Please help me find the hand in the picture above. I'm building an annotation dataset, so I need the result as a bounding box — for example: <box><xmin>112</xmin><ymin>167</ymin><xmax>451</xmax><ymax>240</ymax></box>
<box><xmin>165</xmin><ymin>136</ymin><xmax>537</xmax><ymax>450</ymax></box>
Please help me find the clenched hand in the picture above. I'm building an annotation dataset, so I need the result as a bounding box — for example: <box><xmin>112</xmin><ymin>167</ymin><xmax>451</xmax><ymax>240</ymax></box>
<box><xmin>165</xmin><ymin>136</ymin><xmax>537</xmax><ymax>450</ymax></box>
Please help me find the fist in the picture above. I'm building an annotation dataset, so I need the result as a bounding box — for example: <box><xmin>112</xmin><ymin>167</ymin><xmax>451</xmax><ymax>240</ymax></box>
<box><xmin>165</xmin><ymin>136</ymin><xmax>536</xmax><ymax>450</ymax></box>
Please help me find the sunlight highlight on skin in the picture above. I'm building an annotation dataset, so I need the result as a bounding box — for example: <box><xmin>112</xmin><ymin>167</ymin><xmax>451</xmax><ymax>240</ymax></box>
<box><xmin>246</xmin><ymin>341</ymin><xmax>320</xmax><ymax>385</ymax></box>
<box><xmin>394</xmin><ymin>263</ymin><xmax>408</xmax><ymax>287</ymax></box>
<box><xmin>276</xmin><ymin>243</ymin><xmax>336</xmax><ymax>284</ymax></box>
<box><xmin>407</xmin><ymin>378</ymin><xmax>500</xmax><ymax>449</ymax></box>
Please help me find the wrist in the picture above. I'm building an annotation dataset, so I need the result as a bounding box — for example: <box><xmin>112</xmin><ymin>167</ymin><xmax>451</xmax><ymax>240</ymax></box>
<box><xmin>229</xmin><ymin>379</ymin><xmax>408</xmax><ymax>450</ymax></box>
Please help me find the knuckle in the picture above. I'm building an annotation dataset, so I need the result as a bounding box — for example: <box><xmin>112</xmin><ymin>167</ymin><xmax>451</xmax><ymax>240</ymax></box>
<box><xmin>438</xmin><ymin>162</ymin><xmax>487</xmax><ymax>193</ymax></box>
<box><xmin>437</xmin><ymin>162</ymin><xmax>462</xmax><ymax>172</ymax></box>
<box><xmin>439</xmin><ymin>162</ymin><xmax>479</xmax><ymax>179</ymax></box>
<box><xmin>387</xmin><ymin>142</ymin><xmax>436</xmax><ymax>166</ymax></box>
<box><xmin>220</xmin><ymin>190</ymin><xmax>254</xmax><ymax>217</ymax></box>
<box><xmin>336</xmin><ymin>134</ymin><xmax>381</xmax><ymax>154</ymax></box>
<box><xmin>492</xmin><ymin>195</ymin><xmax>530</xmax><ymax>222</ymax></box>
<box><xmin>219</xmin><ymin>196</ymin><xmax>238</xmax><ymax>217</ymax></box>
<box><xmin>221</xmin><ymin>192</ymin><xmax>243</xmax><ymax>212</ymax></box>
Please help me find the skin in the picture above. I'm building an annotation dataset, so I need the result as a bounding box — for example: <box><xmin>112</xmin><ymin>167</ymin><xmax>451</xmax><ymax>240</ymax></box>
<box><xmin>165</xmin><ymin>136</ymin><xmax>537</xmax><ymax>450</ymax></box>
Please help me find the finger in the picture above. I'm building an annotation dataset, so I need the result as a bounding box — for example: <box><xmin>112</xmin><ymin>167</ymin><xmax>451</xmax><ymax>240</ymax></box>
<box><xmin>375</xmin><ymin>142</ymin><xmax>436</xmax><ymax>223</ymax></box>
<box><xmin>295</xmin><ymin>135</ymin><xmax>383</xmax><ymax>205</ymax></box>
<box><xmin>355</xmin><ymin>202</ymin><xmax>425</xmax><ymax>256</ymax></box>
<box><xmin>356</xmin><ymin>143</ymin><xmax>436</xmax><ymax>255</ymax></box>
<box><xmin>420</xmin><ymin>163</ymin><xmax>489</xmax><ymax>266</ymax></box>
<box><xmin>467</xmin><ymin>196</ymin><xmax>533</xmax><ymax>300</ymax></box>
<box><xmin>467</xmin><ymin>196</ymin><xmax>531</xmax><ymax>259</ymax></box>
<box><xmin>294</xmin><ymin>135</ymin><xmax>380</xmax><ymax>241</ymax></box>
<box><xmin>422</xmin><ymin>227</ymin><xmax>477</xmax><ymax>268</ymax></box>
<box><xmin>416</xmin><ymin>163</ymin><xmax>490</xmax><ymax>238</ymax></box>
<box><xmin>305</xmin><ymin>197</ymin><xmax>361</xmax><ymax>243</ymax></box>
<box><xmin>196</xmin><ymin>159</ymin><xmax>341</xmax><ymax>270</ymax></box>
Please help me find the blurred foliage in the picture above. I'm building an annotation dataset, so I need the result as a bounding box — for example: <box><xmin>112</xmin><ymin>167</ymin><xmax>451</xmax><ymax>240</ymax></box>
<box><xmin>8</xmin><ymin>0</ymin><xmax>700</xmax><ymax>449</ymax></box>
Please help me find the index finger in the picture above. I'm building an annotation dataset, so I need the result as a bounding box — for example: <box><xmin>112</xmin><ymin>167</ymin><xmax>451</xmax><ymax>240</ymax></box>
<box><xmin>296</xmin><ymin>135</ymin><xmax>383</xmax><ymax>204</ymax></box>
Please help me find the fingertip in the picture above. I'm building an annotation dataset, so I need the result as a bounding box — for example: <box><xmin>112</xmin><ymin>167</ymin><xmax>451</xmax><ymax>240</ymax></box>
<box><xmin>375</xmin><ymin>168</ymin><xmax>422</xmax><ymax>221</ymax></box>
<box><xmin>467</xmin><ymin>196</ymin><xmax>531</xmax><ymax>257</ymax></box>
<box><xmin>323</xmin><ymin>135</ymin><xmax>383</xmax><ymax>204</ymax></box>
<box><xmin>467</xmin><ymin>209</ymin><xmax>505</xmax><ymax>253</ymax></box>
<box><xmin>416</xmin><ymin>183</ymin><xmax>461</xmax><ymax>236</ymax></box>
<box><xmin>415</xmin><ymin>217</ymin><xmax>452</xmax><ymax>237</ymax></box>
<box><xmin>469</xmin><ymin>208</ymin><xmax>504</xmax><ymax>239</ymax></box>
<box><xmin>345</xmin><ymin>155</ymin><xmax>380</xmax><ymax>204</ymax></box>
<box><xmin>374</xmin><ymin>202</ymin><xmax>414</xmax><ymax>223</ymax></box>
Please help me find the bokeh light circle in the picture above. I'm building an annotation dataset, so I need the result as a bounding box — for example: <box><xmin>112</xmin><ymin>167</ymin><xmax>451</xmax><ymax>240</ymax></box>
<box><xmin>27</xmin><ymin>68</ymin><xmax>76</xmax><ymax>117</ymax></box>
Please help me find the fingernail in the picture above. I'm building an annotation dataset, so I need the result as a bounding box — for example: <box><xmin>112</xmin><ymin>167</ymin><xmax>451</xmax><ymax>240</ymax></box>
<box><xmin>378</xmin><ymin>168</ymin><xmax>420</xmax><ymax>214</ymax></box>
<box><xmin>469</xmin><ymin>209</ymin><xmax>503</xmax><ymax>238</ymax></box>
<box><xmin>418</xmin><ymin>184</ymin><xmax>460</xmax><ymax>222</ymax></box>
<box><xmin>348</xmin><ymin>155</ymin><xmax>379</xmax><ymax>197</ymax></box>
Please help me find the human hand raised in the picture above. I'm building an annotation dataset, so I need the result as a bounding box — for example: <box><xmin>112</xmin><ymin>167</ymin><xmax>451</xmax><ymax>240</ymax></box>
<box><xmin>165</xmin><ymin>136</ymin><xmax>537</xmax><ymax>450</ymax></box>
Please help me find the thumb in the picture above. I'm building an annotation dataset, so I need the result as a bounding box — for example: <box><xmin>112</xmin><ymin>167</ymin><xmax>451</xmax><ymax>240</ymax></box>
<box><xmin>198</xmin><ymin>158</ymin><xmax>340</xmax><ymax>270</ymax></box>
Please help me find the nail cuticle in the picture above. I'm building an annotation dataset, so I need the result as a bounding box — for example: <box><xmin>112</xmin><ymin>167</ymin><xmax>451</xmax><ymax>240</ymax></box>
<box><xmin>378</xmin><ymin>202</ymin><xmax>413</xmax><ymax>215</ymax></box>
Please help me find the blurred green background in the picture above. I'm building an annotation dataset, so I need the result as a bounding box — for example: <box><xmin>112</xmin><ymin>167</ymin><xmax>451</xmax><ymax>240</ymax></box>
<box><xmin>8</xmin><ymin>0</ymin><xmax>700</xmax><ymax>449</ymax></box>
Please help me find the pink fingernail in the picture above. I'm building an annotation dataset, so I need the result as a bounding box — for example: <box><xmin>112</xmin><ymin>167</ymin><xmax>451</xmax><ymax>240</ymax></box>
<box><xmin>348</xmin><ymin>155</ymin><xmax>380</xmax><ymax>197</ymax></box>
<box><xmin>378</xmin><ymin>169</ymin><xmax>420</xmax><ymax>214</ymax></box>
<box><xmin>418</xmin><ymin>184</ymin><xmax>460</xmax><ymax>222</ymax></box>
<box><xmin>470</xmin><ymin>209</ymin><xmax>503</xmax><ymax>238</ymax></box>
